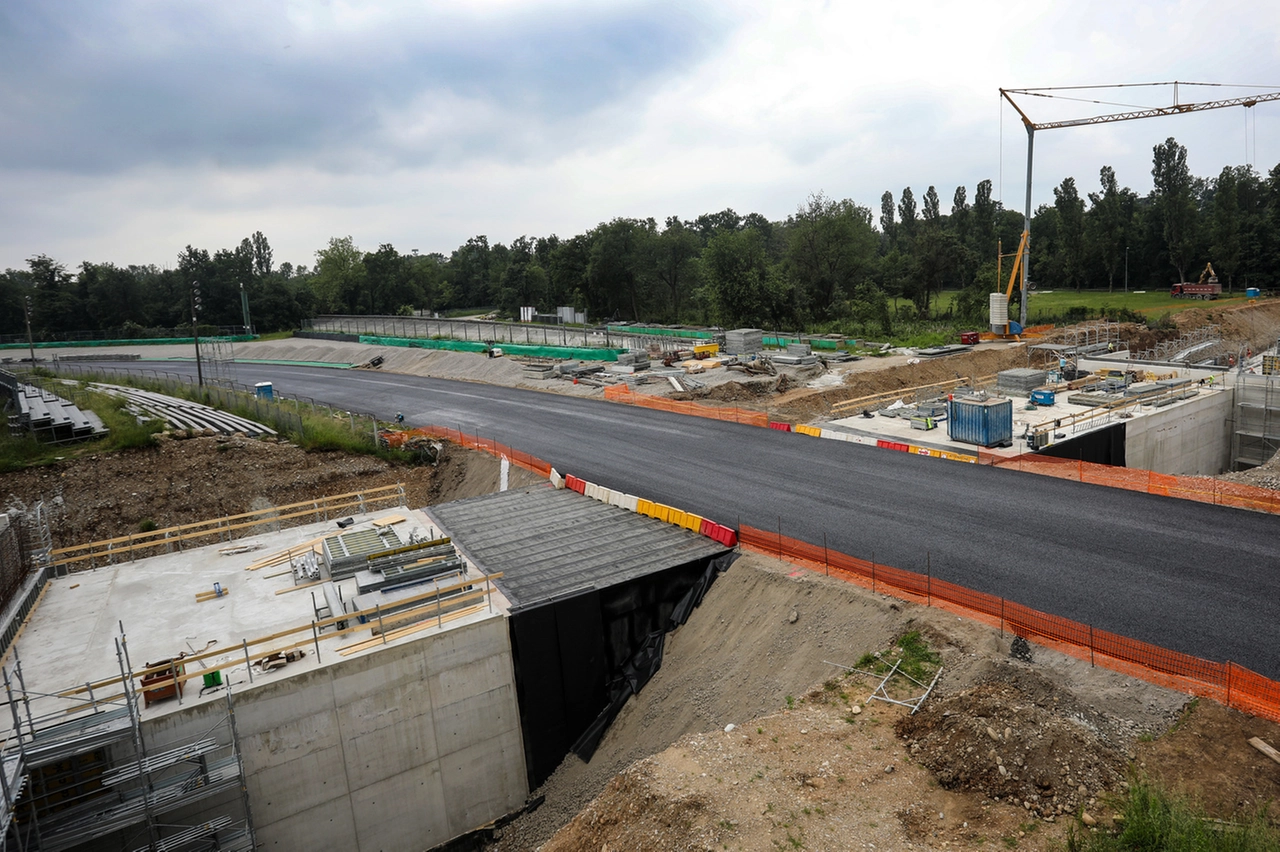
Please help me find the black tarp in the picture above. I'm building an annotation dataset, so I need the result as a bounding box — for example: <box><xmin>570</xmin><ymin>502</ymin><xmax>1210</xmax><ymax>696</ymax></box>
<box><xmin>1039</xmin><ymin>422</ymin><xmax>1126</xmax><ymax>467</ymax></box>
<box><xmin>508</xmin><ymin>551</ymin><xmax>735</xmax><ymax>788</ymax></box>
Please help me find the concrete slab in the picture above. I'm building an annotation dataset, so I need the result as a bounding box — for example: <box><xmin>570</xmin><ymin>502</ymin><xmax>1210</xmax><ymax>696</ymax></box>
<box><xmin>11</xmin><ymin>505</ymin><xmax>506</xmax><ymax>723</ymax></box>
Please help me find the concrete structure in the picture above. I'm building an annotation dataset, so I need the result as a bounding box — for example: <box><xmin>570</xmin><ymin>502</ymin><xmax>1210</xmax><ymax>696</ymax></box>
<box><xmin>4</xmin><ymin>507</ymin><xmax>528</xmax><ymax>852</ymax></box>
<box><xmin>145</xmin><ymin>615</ymin><xmax>524</xmax><ymax>851</ymax></box>
<box><xmin>825</xmin><ymin>357</ymin><xmax>1235</xmax><ymax>475</ymax></box>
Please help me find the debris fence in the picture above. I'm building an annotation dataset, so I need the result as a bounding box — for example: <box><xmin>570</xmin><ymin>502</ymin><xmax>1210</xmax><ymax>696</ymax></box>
<box><xmin>738</xmin><ymin>524</ymin><xmax>1280</xmax><ymax>725</ymax></box>
<box><xmin>979</xmin><ymin>453</ymin><xmax>1280</xmax><ymax>515</ymax></box>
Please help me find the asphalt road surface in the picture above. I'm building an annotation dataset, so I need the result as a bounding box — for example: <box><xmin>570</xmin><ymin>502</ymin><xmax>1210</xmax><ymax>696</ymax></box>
<box><xmin>80</xmin><ymin>361</ymin><xmax>1280</xmax><ymax>680</ymax></box>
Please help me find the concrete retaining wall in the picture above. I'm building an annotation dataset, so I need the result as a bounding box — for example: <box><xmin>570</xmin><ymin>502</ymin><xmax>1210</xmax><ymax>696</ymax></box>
<box><xmin>142</xmin><ymin>614</ymin><xmax>527</xmax><ymax>851</ymax></box>
<box><xmin>1124</xmin><ymin>388</ymin><xmax>1234</xmax><ymax>475</ymax></box>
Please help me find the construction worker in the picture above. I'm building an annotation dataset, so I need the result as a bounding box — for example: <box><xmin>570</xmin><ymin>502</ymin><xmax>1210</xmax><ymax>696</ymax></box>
<box><xmin>396</xmin><ymin>412</ymin><xmax>405</xmax><ymax>424</ymax></box>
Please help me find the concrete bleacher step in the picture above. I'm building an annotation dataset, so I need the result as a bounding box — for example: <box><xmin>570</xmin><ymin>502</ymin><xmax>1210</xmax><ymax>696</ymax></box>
<box><xmin>93</xmin><ymin>384</ymin><xmax>276</xmax><ymax>437</ymax></box>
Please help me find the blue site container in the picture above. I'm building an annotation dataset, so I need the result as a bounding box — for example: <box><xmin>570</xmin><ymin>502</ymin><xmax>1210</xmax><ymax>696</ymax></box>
<box><xmin>1030</xmin><ymin>388</ymin><xmax>1055</xmax><ymax>406</ymax></box>
<box><xmin>254</xmin><ymin>382</ymin><xmax>274</xmax><ymax>400</ymax></box>
<box><xmin>1247</xmin><ymin>287</ymin><xmax>1261</xmax><ymax>299</ymax></box>
<box><xmin>947</xmin><ymin>396</ymin><xmax>1013</xmax><ymax>447</ymax></box>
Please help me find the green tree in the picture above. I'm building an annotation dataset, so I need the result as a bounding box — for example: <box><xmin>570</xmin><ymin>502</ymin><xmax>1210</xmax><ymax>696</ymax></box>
<box><xmin>1086</xmin><ymin>166</ymin><xmax>1135</xmax><ymax>292</ymax></box>
<box><xmin>785</xmin><ymin>193</ymin><xmax>878</xmax><ymax>322</ymax></box>
<box><xmin>1151</xmin><ymin>137</ymin><xmax>1198</xmax><ymax>283</ymax></box>
<box><xmin>647</xmin><ymin>217</ymin><xmax>701</xmax><ymax>322</ymax></box>
<box><xmin>702</xmin><ymin>228</ymin><xmax>789</xmax><ymax>328</ymax></box>
<box><xmin>879</xmin><ymin>191</ymin><xmax>896</xmax><ymax>250</ymax></box>
<box><xmin>312</xmin><ymin>236</ymin><xmax>366</xmax><ymax>313</ymax></box>
<box><xmin>971</xmin><ymin>179</ymin><xmax>997</xmax><ymax>260</ymax></box>
<box><xmin>950</xmin><ymin>186</ymin><xmax>970</xmax><ymax>247</ymax></box>
<box><xmin>921</xmin><ymin>186</ymin><xmax>941</xmax><ymax>228</ymax></box>
<box><xmin>897</xmin><ymin>187</ymin><xmax>918</xmax><ymax>247</ymax></box>
<box><xmin>1211</xmin><ymin>166</ymin><xmax>1243</xmax><ymax>292</ymax></box>
<box><xmin>915</xmin><ymin>229</ymin><xmax>964</xmax><ymax>316</ymax></box>
<box><xmin>1053</xmin><ymin>177</ymin><xmax>1086</xmax><ymax>290</ymax></box>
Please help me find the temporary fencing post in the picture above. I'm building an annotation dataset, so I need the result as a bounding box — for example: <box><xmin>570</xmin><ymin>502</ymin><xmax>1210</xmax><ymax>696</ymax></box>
<box><xmin>777</xmin><ymin>516</ymin><xmax>783</xmax><ymax>561</ymax></box>
<box><xmin>1089</xmin><ymin>625</ymin><xmax>1094</xmax><ymax>667</ymax></box>
<box><xmin>871</xmin><ymin>552</ymin><xmax>876</xmax><ymax>593</ymax></box>
<box><xmin>823</xmin><ymin>532</ymin><xmax>829</xmax><ymax>577</ymax></box>
<box><xmin>999</xmin><ymin>599</ymin><xmax>1004</xmax><ymax>637</ymax></box>
<box><xmin>926</xmin><ymin>551</ymin><xmax>931</xmax><ymax>606</ymax></box>
<box><xmin>1228</xmin><ymin>662</ymin><xmax>1233</xmax><ymax>708</ymax></box>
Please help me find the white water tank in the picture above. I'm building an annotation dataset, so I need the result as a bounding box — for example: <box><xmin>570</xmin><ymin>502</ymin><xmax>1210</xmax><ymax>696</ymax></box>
<box><xmin>989</xmin><ymin>292</ymin><xmax>1008</xmax><ymax>333</ymax></box>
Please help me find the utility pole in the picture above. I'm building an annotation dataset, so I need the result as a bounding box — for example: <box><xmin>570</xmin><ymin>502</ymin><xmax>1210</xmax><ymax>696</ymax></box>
<box><xmin>240</xmin><ymin>281</ymin><xmax>253</xmax><ymax>335</ymax></box>
<box><xmin>190</xmin><ymin>282</ymin><xmax>204</xmax><ymax>388</ymax></box>
<box><xmin>23</xmin><ymin>295</ymin><xmax>36</xmax><ymax>366</ymax></box>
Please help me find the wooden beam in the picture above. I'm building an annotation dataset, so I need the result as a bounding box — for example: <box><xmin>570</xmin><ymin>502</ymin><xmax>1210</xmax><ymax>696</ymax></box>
<box><xmin>1249</xmin><ymin>736</ymin><xmax>1280</xmax><ymax>767</ymax></box>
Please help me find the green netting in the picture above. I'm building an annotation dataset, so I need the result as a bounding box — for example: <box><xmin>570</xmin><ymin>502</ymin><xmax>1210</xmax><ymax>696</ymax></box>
<box><xmin>606</xmin><ymin>326</ymin><xmax>715</xmax><ymax>339</ymax></box>
<box><xmin>0</xmin><ymin>335</ymin><xmax>255</xmax><ymax>351</ymax></box>
<box><xmin>763</xmin><ymin>336</ymin><xmax>845</xmax><ymax>350</ymax></box>
<box><xmin>360</xmin><ymin>335</ymin><xmax>625</xmax><ymax>361</ymax></box>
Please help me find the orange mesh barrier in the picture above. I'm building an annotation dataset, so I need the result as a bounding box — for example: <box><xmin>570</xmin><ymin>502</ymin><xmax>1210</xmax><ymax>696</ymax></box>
<box><xmin>983</xmin><ymin>454</ymin><xmax>1280</xmax><ymax>517</ymax></box>
<box><xmin>381</xmin><ymin>426</ymin><xmax>553</xmax><ymax>477</ymax></box>
<box><xmin>604</xmin><ymin>384</ymin><xmax>769</xmax><ymax>427</ymax></box>
<box><xmin>738</xmin><ymin>524</ymin><xmax>1280</xmax><ymax>723</ymax></box>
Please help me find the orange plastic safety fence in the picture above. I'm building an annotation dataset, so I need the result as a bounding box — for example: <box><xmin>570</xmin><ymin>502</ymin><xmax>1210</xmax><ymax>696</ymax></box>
<box><xmin>738</xmin><ymin>524</ymin><xmax>1280</xmax><ymax>724</ymax></box>
<box><xmin>991</xmin><ymin>455</ymin><xmax>1280</xmax><ymax>517</ymax></box>
<box><xmin>387</xmin><ymin>425</ymin><xmax>553</xmax><ymax>478</ymax></box>
<box><xmin>604</xmin><ymin>384</ymin><xmax>769</xmax><ymax>427</ymax></box>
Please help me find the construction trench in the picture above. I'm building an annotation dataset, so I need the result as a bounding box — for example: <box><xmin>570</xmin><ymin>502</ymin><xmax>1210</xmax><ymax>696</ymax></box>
<box><xmin>4</xmin><ymin>317</ymin><xmax>1280</xmax><ymax>851</ymax></box>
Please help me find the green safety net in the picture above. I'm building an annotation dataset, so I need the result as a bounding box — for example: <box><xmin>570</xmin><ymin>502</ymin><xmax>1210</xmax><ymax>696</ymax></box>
<box><xmin>359</xmin><ymin>335</ymin><xmax>625</xmax><ymax>361</ymax></box>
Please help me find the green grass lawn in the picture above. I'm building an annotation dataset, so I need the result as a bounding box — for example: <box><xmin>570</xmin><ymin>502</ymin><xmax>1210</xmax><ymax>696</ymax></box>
<box><xmin>933</xmin><ymin>288</ymin><xmax>1256</xmax><ymax>323</ymax></box>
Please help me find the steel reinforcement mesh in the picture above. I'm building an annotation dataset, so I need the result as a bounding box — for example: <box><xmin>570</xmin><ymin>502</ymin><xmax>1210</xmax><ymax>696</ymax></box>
<box><xmin>603</xmin><ymin>385</ymin><xmax>769</xmax><ymax>427</ymax></box>
<box><xmin>0</xmin><ymin>516</ymin><xmax>28</xmax><ymax>617</ymax></box>
<box><xmin>738</xmin><ymin>524</ymin><xmax>1280</xmax><ymax>724</ymax></box>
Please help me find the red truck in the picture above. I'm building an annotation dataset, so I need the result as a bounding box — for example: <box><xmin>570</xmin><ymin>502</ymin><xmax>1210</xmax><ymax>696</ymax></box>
<box><xmin>1171</xmin><ymin>263</ymin><xmax>1221</xmax><ymax>299</ymax></box>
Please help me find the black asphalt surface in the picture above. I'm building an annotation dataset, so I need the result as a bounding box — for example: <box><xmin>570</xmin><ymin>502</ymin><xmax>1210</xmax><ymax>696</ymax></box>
<box><xmin>84</xmin><ymin>362</ymin><xmax>1280</xmax><ymax>679</ymax></box>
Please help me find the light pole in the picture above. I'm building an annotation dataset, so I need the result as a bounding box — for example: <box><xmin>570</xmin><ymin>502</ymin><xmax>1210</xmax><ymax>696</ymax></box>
<box><xmin>23</xmin><ymin>295</ymin><xmax>35</xmax><ymax>366</ymax></box>
<box><xmin>1124</xmin><ymin>246</ymin><xmax>1129</xmax><ymax>294</ymax></box>
<box><xmin>239</xmin><ymin>281</ymin><xmax>253</xmax><ymax>335</ymax></box>
<box><xmin>190</xmin><ymin>282</ymin><xmax>204</xmax><ymax>388</ymax></box>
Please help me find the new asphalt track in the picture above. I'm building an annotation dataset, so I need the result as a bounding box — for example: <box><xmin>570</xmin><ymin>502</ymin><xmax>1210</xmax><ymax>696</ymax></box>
<box><xmin>87</xmin><ymin>361</ymin><xmax>1280</xmax><ymax>680</ymax></box>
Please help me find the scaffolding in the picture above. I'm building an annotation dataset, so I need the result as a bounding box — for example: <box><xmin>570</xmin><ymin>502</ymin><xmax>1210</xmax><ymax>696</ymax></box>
<box><xmin>1232</xmin><ymin>371</ymin><xmax>1280</xmax><ymax>471</ymax></box>
<box><xmin>197</xmin><ymin>339</ymin><xmax>237</xmax><ymax>388</ymax></box>
<box><xmin>0</xmin><ymin>632</ymin><xmax>255</xmax><ymax>852</ymax></box>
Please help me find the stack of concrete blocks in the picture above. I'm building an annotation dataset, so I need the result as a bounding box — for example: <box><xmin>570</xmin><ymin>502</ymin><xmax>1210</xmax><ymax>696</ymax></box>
<box><xmin>996</xmin><ymin>369</ymin><xmax>1049</xmax><ymax>397</ymax></box>
<box><xmin>610</xmin><ymin>351</ymin><xmax>650</xmax><ymax>375</ymax></box>
<box><xmin>725</xmin><ymin>329</ymin><xmax>763</xmax><ymax>355</ymax></box>
<box><xmin>773</xmin><ymin>342</ymin><xmax>819</xmax><ymax>366</ymax></box>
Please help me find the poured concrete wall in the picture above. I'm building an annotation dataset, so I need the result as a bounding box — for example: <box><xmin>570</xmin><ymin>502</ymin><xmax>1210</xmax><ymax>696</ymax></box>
<box><xmin>1124</xmin><ymin>388</ymin><xmax>1233</xmax><ymax>475</ymax></box>
<box><xmin>141</xmin><ymin>614</ymin><xmax>527</xmax><ymax>851</ymax></box>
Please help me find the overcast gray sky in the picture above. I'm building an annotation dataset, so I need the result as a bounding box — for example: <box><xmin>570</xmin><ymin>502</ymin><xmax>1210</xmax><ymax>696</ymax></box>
<box><xmin>3</xmin><ymin>0</ymin><xmax>1279</xmax><ymax>272</ymax></box>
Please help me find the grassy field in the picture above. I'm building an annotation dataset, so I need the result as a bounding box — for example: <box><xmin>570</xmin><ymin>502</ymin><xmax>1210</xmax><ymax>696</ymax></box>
<box><xmin>934</xmin><ymin>288</ymin><xmax>1257</xmax><ymax>323</ymax></box>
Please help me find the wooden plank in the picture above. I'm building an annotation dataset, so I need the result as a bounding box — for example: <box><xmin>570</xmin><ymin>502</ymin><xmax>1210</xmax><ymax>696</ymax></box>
<box><xmin>194</xmin><ymin>589</ymin><xmax>230</xmax><ymax>602</ymax></box>
<box><xmin>51</xmin><ymin>483</ymin><xmax>406</xmax><ymax>558</ymax></box>
<box><xmin>1249</xmin><ymin>736</ymin><xmax>1280</xmax><ymax>767</ymax></box>
<box><xmin>337</xmin><ymin>604</ymin><xmax>488</xmax><ymax>657</ymax></box>
<box><xmin>246</xmin><ymin>537</ymin><xmax>325</xmax><ymax>571</ymax></box>
<box><xmin>371</xmin><ymin>514</ymin><xmax>407</xmax><ymax>528</ymax></box>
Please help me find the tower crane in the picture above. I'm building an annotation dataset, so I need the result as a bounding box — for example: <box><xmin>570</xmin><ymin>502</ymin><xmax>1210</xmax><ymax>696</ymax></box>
<box><xmin>997</xmin><ymin>82</ymin><xmax>1280</xmax><ymax>334</ymax></box>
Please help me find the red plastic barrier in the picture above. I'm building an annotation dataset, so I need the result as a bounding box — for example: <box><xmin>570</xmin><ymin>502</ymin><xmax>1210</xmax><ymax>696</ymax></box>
<box><xmin>768</xmin><ymin>421</ymin><xmax>792</xmax><ymax>432</ymax></box>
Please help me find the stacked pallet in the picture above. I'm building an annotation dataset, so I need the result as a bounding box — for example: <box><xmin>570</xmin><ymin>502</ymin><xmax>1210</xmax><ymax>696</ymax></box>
<box><xmin>996</xmin><ymin>369</ymin><xmax>1048</xmax><ymax>397</ymax></box>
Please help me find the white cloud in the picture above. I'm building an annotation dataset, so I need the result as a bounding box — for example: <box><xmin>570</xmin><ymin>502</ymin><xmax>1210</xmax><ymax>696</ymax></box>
<box><xmin>3</xmin><ymin>0</ymin><xmax>1280</xmax><ymax>270</ymax></box>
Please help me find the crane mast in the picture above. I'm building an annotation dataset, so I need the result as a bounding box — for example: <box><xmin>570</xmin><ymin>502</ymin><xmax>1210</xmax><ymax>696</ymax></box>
<box><xmin>996</xmin><ymin>82</ymin><xmax>1280</xmax><ymax>334</ymax></box>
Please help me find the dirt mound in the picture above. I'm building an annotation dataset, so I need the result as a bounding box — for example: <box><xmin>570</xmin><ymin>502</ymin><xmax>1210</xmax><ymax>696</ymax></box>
<box><xmin>896</xmin><ymin>670</ymin><xmax>1129</xmax><ymax>820</ymax></box>
<box><xmin>1</xmin><ymin>435</ymin><xmax>541</xmax><ymax>547</ymax></box>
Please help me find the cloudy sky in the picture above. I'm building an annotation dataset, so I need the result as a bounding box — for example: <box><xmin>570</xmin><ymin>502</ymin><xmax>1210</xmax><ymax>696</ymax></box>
<box><xmin>3</xmin><ymin>0</ymin><xmax>1279</xmax><ymax>272</ymax></box>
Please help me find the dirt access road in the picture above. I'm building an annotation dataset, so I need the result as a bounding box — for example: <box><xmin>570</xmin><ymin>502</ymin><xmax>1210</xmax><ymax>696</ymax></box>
<box><xmin>7</xmin><ymin>439</ymin><xmax>1280</xmax><ymax>851</ymax></box>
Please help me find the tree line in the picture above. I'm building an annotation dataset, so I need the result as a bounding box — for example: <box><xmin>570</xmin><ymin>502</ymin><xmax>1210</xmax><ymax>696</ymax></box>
<box><xmin>4</xmin><ymin>137</ymin><xmax>1280</xmax><ymax>341</ymax></box>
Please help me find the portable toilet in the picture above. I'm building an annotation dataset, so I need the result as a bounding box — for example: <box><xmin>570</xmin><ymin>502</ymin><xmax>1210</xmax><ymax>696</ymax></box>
<box><xmin>254</xmin><ymin>381</ymin><xmax>274</xmax><ymax>400</ymax></box>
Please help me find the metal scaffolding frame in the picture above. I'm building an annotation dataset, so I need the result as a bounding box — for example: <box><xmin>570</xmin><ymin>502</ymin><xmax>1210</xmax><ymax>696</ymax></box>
<box><xmin>0</xmin><ymin>630</ymin><xmax>255</xmax><ymax>852</ymax></box>
<box><xmin>1232</xmin><ymin>371</ymin><xmax>1280</xmax><ymax>471</ymax></box>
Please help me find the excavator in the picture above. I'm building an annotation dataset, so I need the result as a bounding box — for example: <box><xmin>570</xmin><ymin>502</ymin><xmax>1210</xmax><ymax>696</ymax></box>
<box><xmin>1171</xmin><ymin>263</ymin><xmax>1222</xmax><ymax>299</ymax></box>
